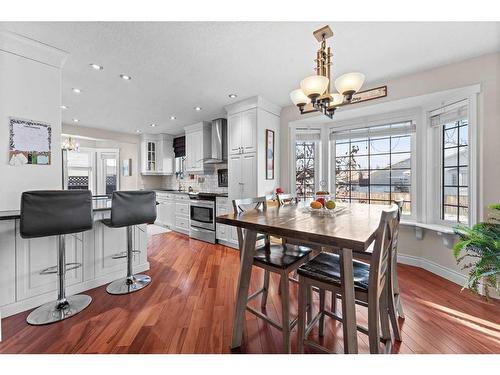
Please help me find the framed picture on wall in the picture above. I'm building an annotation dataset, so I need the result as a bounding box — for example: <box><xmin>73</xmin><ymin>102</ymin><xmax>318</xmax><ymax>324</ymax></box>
<box><xmin>266</xmin><ymin>129</ymin><xmax>274</xmax><ymax>180</ymax></box>
<box><xmin>122</xmin><ymin>159</ymin><xmax>132</xmax><ymax>176</ymax></box>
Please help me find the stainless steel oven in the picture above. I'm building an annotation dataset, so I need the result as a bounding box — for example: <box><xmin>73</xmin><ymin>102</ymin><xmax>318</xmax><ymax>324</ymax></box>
<box><xmin>189</xmin><ymin>193</ymin><xmax>216</xmax><ymax>243</ymax></box>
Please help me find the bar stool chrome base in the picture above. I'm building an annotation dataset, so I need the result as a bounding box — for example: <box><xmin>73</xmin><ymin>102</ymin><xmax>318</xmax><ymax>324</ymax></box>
<box><xmin>106</xmin><ymin>274</ymin><xmax>151</xmax><ymax>295</ymax></box>
<box><xmin>26</xmin><ymin>294</ymin><xmax>92</xmax><ymax>325</ymax></box>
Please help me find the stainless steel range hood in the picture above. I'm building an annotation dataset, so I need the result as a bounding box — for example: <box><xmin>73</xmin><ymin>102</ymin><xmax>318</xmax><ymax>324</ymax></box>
<box><xmin>204</xmin><ymin>118</ymin><xmax>227</xmax><ymax>164</ymax></box>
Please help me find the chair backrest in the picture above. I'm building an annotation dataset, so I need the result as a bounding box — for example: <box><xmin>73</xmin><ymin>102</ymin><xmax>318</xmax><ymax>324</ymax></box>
<box><xmin>232</xmin><ymin>196</ymin><xmax>268</xmax><ymax>251</ymax></box>
<box><xmin>277</xmin><ymin>193</ymin><xmax>298</xmax><ymax>207</ymax></box>
<box><xmin>392</xmin><ymin>199</ymin><xmax>403</xmax><ymax>258</ymax></box>
<box><xmin>20</xmin><ymin>190</ymin><xmax>93</xmax><ymax>238</ymax></box>
<box><xmin>368</xmin><ymin>204</ymin><xmax>400</xmax><ymax>299</ymax></box>
<box><xmin>110</xmin><ymin>190</ymin><xmax>157</xmax><ymax>227</ymax></box>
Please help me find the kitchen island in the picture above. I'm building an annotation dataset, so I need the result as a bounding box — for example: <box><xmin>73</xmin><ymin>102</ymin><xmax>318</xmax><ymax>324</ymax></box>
<box><xmin>0</xmin><ymin>196</ymin><xmax>149</xmax><ymax>320</ymax></box>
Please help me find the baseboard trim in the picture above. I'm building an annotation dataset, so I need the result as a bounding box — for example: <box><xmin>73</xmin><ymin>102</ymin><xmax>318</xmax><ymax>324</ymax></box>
<box><xmin>397</xmin><ymin>254</ymin><xmax>499</xmax><ymax>300</ymax></box>
<box><xmin>0</xmin><ymin>262</ymin><xmax>150</xmax><ymax>318</ymax></box>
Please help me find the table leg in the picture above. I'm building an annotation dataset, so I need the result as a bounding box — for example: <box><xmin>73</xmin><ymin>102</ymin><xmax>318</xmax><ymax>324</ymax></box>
<box><xmin>340</xmin><ymin>247</ymin><xmax>358</xmax><ymax>354</ymax></box>
<box><xmin>230</xmin><ymin>229</ymin><xmax>257</xmax><ymax>349</ymax></box>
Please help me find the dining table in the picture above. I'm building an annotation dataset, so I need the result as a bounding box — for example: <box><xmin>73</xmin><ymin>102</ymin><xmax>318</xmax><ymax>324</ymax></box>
<box><xmin>216</xmin><ymin>201</ymin><xmax>389</xmax><ymax>354</ymax></box>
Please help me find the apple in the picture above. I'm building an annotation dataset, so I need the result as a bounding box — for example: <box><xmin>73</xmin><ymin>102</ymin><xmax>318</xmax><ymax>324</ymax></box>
<box><xmin>316</xmin><ymin>197</ymin><xmax>326</xmax><ymax>207</ymax></box>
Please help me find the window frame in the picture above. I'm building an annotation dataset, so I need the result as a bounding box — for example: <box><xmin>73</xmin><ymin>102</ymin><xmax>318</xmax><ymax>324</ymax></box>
<box><xmin>294</xmin><ymin>140</ymin><xmax>320</xmax><ymax>201</ymax></box>
<box><xmin>329</xmin><ymin>113</ymin><xmax>418</xmax><ymax>221</ymax></box>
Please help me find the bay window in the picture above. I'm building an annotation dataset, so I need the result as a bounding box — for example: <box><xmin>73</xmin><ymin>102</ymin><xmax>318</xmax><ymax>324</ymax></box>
<box><xmin>294</xmin><ymin>129</ymin><xmax>321</xmax><ymax>201</ymax></box>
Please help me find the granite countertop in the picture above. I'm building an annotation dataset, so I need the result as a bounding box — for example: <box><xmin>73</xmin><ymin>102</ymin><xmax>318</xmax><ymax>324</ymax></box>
<box><xmin>154</xmin><ymin>189</ymin><xmax>228</xmax><ymax>197</ymax></box>
<box><xmin>0</xmin><ymin>196</ymin><xmax>113</xmax><ymax>221</ymax></box>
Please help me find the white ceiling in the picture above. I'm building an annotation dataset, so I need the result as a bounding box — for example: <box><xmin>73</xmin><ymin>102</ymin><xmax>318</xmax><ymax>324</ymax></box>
<box><xmin>2</xmin><ymin>22</ymin><xmax>499</xmax><ymax>135</ymax></box>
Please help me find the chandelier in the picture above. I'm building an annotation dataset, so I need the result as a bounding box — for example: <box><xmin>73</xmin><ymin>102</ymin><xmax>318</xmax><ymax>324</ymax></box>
<box><xmin>62</xmin><ymin>137</ymin><xmax>79</xmax><ymax>151</ymax></box>
<box><xmin>290</xmin><ymin>25</ymin><xmax>366</xmax><ymax>119</ymax></box>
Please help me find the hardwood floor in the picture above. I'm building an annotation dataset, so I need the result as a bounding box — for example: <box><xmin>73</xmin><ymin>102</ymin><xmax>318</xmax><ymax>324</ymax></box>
<box><xmin>0</xmin><ymin>231</ymin><xmax>499</xmax><ymax>354</ymax></box>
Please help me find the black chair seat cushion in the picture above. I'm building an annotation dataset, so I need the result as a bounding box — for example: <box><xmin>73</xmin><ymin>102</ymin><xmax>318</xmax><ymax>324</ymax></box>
<box><xmin>298</xmin><ymin>252</ymin><xmax>370</xmax><ymax>290</ymax></box>
<box><xmin>20</xmin><ymin>190</ymin><xmax>93</xmax><ymax>238</ymax></box>
<box><xmin>253</xmin><ymin>243</ymin><xmax>312</xmax><ymax>269</ymax></box>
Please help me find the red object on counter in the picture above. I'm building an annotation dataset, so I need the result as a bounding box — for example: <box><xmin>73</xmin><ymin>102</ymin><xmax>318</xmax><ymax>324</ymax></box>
<box><xmin>276</xmin><ymin>187</ymin><xmax>284</xmax><ymax>194</ymax></box>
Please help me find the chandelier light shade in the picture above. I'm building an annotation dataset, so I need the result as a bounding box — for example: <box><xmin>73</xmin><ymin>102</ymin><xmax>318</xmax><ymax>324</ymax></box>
<box><xmin>300</xmin><ymin>75</ymin><xmax>329</xmax><ymax>100</ymax></box>
<box><xmin>330</xmin><ymin>93</ymin><xmax>344</xmax><ymax>107</ymax></box>
<box><xmin>290</xmin><ymin>89</ymin><xmax>311</xmax><ymax>107</ymax></box>
<box><xmin>334</xmin><ymin>72</ymin><xmax>365</xmax><ymax>99</ymax></box>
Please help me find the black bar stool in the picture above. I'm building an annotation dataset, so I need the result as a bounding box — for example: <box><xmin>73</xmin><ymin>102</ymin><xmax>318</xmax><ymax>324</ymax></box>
<box><xmin>20</xmin><ymin>190</ymin><xmax>93</xmax><ymax>325</ymax></box>
<box><xmin>102</xmin><ymin>190</ymin><xmax>157</xmax><ymax>295</ymax></box>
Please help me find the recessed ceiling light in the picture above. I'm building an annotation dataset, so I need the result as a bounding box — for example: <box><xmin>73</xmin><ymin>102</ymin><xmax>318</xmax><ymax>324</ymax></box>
<box><xmin>136</xmin><ymin>129</ymin><xmax>141</xmax><ymax>133</ymax></box>
<box><xmin>72</xmin><ymin>88</ymin><xmax>81</xmax><ymax>94</ymax></box>
<box><xmin>194</xmin><ymin>106</ymin><xmax>202</xmax><ymax>111</ymax></box>
<box><xmin>90</xmin><ymin>63</ymin><xmax>103</xmax><ymax>70</ymax></box>
<box><xmin>72</xmin><ymin>118</ymin><xmax>79</xmax><ymax>123</ymax></box>
<box><xmin>170</xmin><ymin>116</ymin><xmax>176</xmax><ymax>120</ymax></box>
<box><xmin>150</xmin><ymin>123</ymin><xmax>156</xmax><ymax>127</ymax></box>
<box><xmin>228</xmin><ymin>94</ymin><xmax>238</xmax><ymax>98</ymax></box>
<box><xmin>120</xmin><ymin>74</ymin><xmax>132</xmax><ymax>80</ymax></box>
<box><xmin>60</xmin><ymin>105</ymin><xmax>68</xmax><ymax>110</ymax></box>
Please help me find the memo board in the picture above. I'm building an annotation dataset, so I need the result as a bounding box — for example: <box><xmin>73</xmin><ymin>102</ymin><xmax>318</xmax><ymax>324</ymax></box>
<box><xmin>9</xmin><ymin>117</ymin><xmax>52</xmax><ymax>165</ymax></box>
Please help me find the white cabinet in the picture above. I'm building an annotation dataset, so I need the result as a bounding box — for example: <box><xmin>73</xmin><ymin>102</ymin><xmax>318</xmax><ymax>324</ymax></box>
<box><xmin>173</xmin><ymin>194</ymin><xmax>190</xmax><ymax>234</ymax></box>
<box><xmin>216</xmin><ymin>197</ymin><xmax>238</xmax><ymax>246</ymax></box>
<box><xmin>228</xmin><ymin>109</ymin><xmax>257</xmax><ymax>155</ymax></box>
<box><xmin>228</xmin><ymin>153</ymin><xmax>257</xmax><ymax>200</ymax></box>
<box><xmin>155</xmin><ymin>192</ymin><xmax>175</xmax><ymax>229</ymax></box>
<box><xmin>140</xmin><ymin>133</ymin><xmax>175</xmax><ymax>175</ymax></box>
<box><xmin>0</xmin><ymin>221</ymin><xmax>17</xmax><ymax>307</ymax></box>
<box><xmin>184</xmin><ymin>122</ymin><xmax>212</xmax><ymax>174</ymax></box>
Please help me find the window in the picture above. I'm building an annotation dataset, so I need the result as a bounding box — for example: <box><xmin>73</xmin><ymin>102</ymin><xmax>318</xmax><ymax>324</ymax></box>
<box><xmin>430</xmin><ymin>100</ymin><xmax>470</xmax><ymax>224</ymax></box>
<box><xmin>66</xmin><ymin>150</ymin><xmax>94</xmax><ymax>193</ymax></box>
<box><xmin>332</xmin><ymin>122</ymin><xmax>415</xmax><ymax>215</ymax></box>
<box><xmin>295</xmin><ymin>141</ymin><xmax>316</xmax><ymax>200</ymax></box>
<box><xmin>293</xmin><ymin>128</ymin><xmax>321</xmax><ymax>201</ymax></box>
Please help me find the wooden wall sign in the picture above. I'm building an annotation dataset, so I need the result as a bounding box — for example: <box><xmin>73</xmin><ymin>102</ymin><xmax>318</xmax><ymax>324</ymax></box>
<box><xmin>350</xmin><ymin>86</ymin><xmax>387</xmax><ymax>104</ymax></box>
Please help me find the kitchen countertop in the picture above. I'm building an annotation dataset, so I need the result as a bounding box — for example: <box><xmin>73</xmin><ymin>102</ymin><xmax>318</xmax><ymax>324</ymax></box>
<box><xmin>0</xmin><ymin>196</ymin><xmax>112</xmax><ymax>221</ymax></box>
<box><xmin>154</xmin><ymin>189</ymin><xmax>228</xmax><ymax>197</ymax></box>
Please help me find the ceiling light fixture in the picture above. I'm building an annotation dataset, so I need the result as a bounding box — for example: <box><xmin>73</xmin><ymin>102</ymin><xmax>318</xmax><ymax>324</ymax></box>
<box><xmin>60</xmin><ymin>105</ymin><xmax>68</xmax><ymax>110</ymax></box>
<box><xmin>150</xmin><ymin>123</ymin><xmax>156</xmax><ymax>127</ymax></box>
<box><xmin>72</xmin><ymin>88</ymin><xmax>81</xmax><ymax>94</ymax></box>
<box><xmin>136</xmin><ymin>129</ymin><xmax>141</xmax><ymax>133</ymax></box>
<box><xmin>170</xmin><ymin>116</ymin><xmax>176</xmax><ymax>120</ymax></box>
<box><xmin>228</xmin><ymin>94</ymin><xmax>238</xmax><ymax>98</ymax></box>
<box><xmin>194</xmin><ymin>106</ymin><xmax>202</xmax><ymax>111</ymax></box>
<box><xmin>62</xmin><ymin>137</ymin><xmax>79</xmax><ymax>151</ymax></box>
<box><xmin>120</xmin><ymin>74</ymin><xmax>132</xmax><ymax>80</ymax></box>
<box><xmin>90</xmin><ymin>63</ymin><xmax>103</xmax><ymax>70</ymax></box>
<box><xmin>72</xmin><ymin>118</ymin><xmax>79</xmax><ymax>123</ymax></box>
<box><xmin>290</xmin><ymin>25</ymin><xmax>379</xmax><ymax>120</ymax></box>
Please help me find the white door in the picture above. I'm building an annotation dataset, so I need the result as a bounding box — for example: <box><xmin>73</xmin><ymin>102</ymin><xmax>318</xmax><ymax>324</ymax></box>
<box><xmin>241</xmin><ymin>153</ymin><xmax>257</xmax><ymax>199</ymax></box>
<box><xmin>228</xmin><ymin>113</ymin><xmax>241</xmax><ymax>155</ymax></box>
<box><xmin>241</xmin><ymin>109</ymin><xmax>257</xmax><ymax>153</ymax></box>
<box><xmin>96</xmin><ymin>149</ymin><xmax>119</xmax><ymax>196</ymax></box>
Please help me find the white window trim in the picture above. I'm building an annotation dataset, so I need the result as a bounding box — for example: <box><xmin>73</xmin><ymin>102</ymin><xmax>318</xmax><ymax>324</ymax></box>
<box><xmin>290</xmin><ymin>130</ymin><xmax>322</xmax><ymax>198</ymax></box>
<box><xmin>424</xmin><ymin>89</ymin><xmax>480</xmax><ymax>227</ymax></box>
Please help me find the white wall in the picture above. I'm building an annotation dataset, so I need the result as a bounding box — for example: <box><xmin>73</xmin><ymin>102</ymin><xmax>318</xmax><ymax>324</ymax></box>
<box><xmin>279</xmin><ymin>52</ymin><xmax>500</xmax><ymax>290</ymax></box>
<box><xmin>0</xmin><ymin>31</ymin><xmax>67</xmax><ymax>211</ymax></box>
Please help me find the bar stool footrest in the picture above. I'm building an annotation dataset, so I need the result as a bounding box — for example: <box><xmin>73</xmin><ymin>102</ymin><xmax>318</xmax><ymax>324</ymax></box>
<box><xmin>39</xmin><ymin>262</ymin><xmax>82</xmax><ymax>275</ymax></box>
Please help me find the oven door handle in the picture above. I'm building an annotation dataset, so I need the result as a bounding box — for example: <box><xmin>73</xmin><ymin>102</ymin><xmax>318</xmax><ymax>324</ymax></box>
<box><xmin>191</xmin><ymin>202</ymin><xmax>215</xmax><ymax>208</ymax></box>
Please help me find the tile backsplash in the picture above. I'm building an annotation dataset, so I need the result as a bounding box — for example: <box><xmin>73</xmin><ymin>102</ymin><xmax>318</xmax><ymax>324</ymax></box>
<box><xmin>161</xmin><ymin>164</ymin><xmax>228</xmax><ymax>193</ymax></box>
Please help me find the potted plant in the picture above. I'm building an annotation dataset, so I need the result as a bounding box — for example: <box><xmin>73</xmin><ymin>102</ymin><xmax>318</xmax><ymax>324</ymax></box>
<box><xmin>453</xmin><ymin>204</ymin><xmax>500</xmax><ymax>299</ymax></box>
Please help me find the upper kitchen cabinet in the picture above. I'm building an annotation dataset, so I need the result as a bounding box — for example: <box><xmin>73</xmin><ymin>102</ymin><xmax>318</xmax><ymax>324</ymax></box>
<box><xmin>228</xmin><ymin>109</ymin><xmax>257</xmax><ymax>155</ymax></box>
<box><xmin>184</xmin><ymin>122</ymin><xmax>212</xmax><ymax>174</ymax></box>
<box><xmin>140</xmin><ymin>133</ymin><xmax>175</xmax><ymax>175</ymax></box>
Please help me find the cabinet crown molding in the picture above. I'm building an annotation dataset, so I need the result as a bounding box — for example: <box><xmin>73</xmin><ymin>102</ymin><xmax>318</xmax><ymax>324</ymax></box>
<box><xmin>224</xmin><ymin>96</ymin><xmax>281</xmax><ymax>117</ymax></box>
<box><xmin>0</xmin><ymin>30</ymin><xmax>68</xmax><ymax>68</ymax></box>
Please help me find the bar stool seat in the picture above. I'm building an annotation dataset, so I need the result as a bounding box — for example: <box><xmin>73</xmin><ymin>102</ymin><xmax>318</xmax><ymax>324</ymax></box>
<box><xmin>298</xmin><ymin>252</ymin><xmax>370</xmax><ymax>290</ymax></box>
<box><xmin>254</xmin><ymin>243</ymin><xmax>312</xmax><ymax>269</ymax></box>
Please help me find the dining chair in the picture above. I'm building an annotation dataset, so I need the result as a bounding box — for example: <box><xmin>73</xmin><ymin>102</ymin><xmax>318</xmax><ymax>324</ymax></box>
<box><xmin>232</xmin><ymin>196</ymin><xmax>313</xmax><ymax>353</ymax></box>
<box><xmin>277</xmin><ymin>193</ymin><xmax>298</xmax><ymax>207</ymax></box>
<box><xmin>332</xmin><ymin>199</ymin><xmax>405</xmax><ymax>341</ymax></box>
<box><xmin>297</xmin><ymin>204</ymin><xmax>400</xmax><ymax>354</ymax></box>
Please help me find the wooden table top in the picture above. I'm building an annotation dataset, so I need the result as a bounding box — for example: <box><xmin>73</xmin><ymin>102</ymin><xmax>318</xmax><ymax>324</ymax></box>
<box><xmin>216</xmin><ymin>202</ymin><xmax>390</xmax><ymax>252</ymax></box>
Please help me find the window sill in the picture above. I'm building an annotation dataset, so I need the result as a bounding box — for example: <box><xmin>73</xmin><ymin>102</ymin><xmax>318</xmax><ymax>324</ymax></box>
<box><xmin>400</xmin><ymin>220</ymin><xmax>456</xmax><ymax>248</ymax></box>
